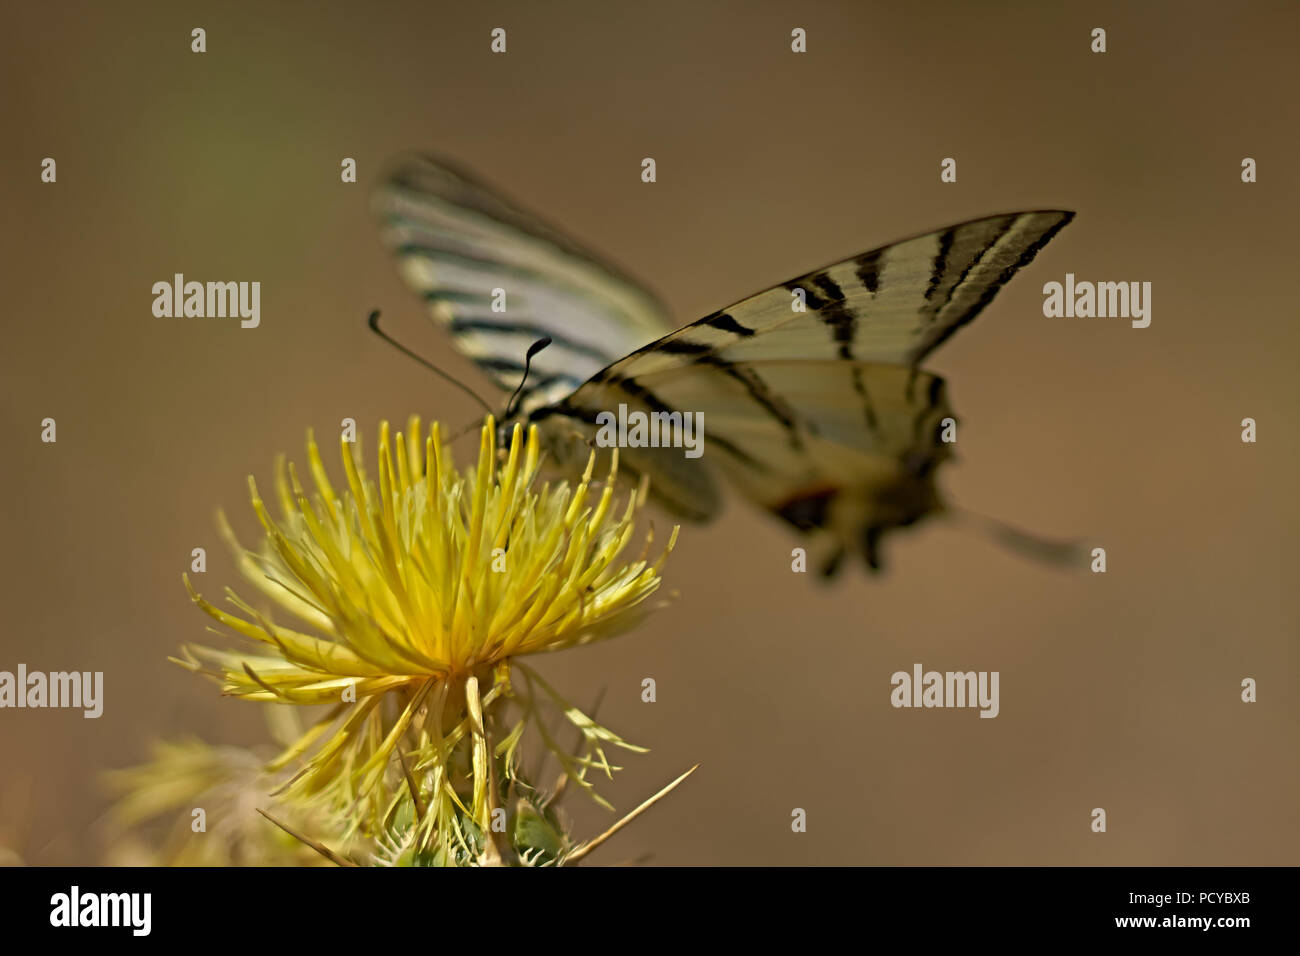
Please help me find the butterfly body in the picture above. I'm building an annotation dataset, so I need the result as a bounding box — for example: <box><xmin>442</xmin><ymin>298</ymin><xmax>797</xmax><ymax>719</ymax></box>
<box><xmin>376</xmin><ymin>154</ymin><xmax>1074</xmax><ymax>575</ymax></box>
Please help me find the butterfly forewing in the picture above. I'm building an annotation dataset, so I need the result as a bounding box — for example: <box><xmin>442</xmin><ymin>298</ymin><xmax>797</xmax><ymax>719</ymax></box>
<box><xmin>573</xmin><ymin>210</ymin><xmax>1073</xmax><ymax>384</ymax></box>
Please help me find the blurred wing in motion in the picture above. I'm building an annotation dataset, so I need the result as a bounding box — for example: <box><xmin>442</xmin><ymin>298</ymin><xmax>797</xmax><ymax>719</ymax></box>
<box><xmin>374</xmin><ymin>154</ymin><xmax>675</xmax><ymax>415</ymax></box>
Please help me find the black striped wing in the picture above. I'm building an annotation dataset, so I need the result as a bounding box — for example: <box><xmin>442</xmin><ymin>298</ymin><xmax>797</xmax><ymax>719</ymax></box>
<box><xmin>374</xmin><ymin>154</ymin><xmax>674</xmax><ymax>414</ymax></box>
<box><xmin>545</xmin><ymin>211</ymin><xmax>1073</xmax><ymax>572</ymax></box>
<box><xmin>576</xmin><ymin>210</ymin><xmax>1073</xmax><ymax>379</ymax></box>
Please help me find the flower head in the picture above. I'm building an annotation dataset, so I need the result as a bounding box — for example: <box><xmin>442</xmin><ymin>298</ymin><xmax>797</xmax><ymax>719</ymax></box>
<box><xmin>177</xmin><ymin>416</ymin><xmax>676</xmax><ymax>861</ymax></box>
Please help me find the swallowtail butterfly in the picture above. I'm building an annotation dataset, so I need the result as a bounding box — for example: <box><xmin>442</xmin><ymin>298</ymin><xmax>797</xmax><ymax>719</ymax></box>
<box><xmin>374</xmin><ymin>155</ymin><xmax>1075</xmax><ymax>576</ymax></box>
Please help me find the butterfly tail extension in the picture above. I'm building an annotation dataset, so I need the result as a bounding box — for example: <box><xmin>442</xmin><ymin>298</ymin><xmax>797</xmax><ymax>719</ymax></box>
<box><xmin>947</xmin><ymin>507</ymin><xmax>1084</xmax><ymax>568</ymax></box>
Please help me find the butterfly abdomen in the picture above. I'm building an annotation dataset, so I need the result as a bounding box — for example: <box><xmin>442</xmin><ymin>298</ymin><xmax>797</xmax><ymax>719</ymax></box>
<box><xmin>771</xmin><ymin>464</ymin><xmax>946</xmax><ymax>576</ymax></box>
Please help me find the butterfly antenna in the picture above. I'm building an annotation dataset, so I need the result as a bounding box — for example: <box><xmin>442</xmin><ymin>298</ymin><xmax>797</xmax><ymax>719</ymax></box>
<box><xmin>450</xmin><ymin>335</ymin><xmax>549</xmax><ymax>442</ymax></box>
<box><xmin>503</xmin><ymin>336</ymin><xmax>553</xmax><ymax>420</ymax></box>
<box><xmin>367</xmin><ymin>310</ymin><xmax>493</xmax><ymax>416</ymax></box>
<box><xmin>949</xmin><ymin>506</ymin><xmax>1083</xmax><ymax>567</ymax></box>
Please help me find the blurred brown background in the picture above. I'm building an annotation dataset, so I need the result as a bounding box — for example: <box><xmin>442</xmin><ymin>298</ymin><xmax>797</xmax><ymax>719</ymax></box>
<box><xmin>1</xmin><ymin>0</ymin><xmax>1297</xmax><ymax>865</ymax></box>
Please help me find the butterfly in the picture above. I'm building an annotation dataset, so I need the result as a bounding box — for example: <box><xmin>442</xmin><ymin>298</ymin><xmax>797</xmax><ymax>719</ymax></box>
<box><xmin>373</xmin><ymin>154</ymin><xmax>1076</xmax><ymax>576</ymax></box>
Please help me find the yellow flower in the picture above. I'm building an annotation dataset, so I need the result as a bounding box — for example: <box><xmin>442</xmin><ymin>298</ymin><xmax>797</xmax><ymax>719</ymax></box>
<box><xmin>176</xmin><ymin>416</ymin><xmax>675</xmax><ymax>861</ymax></box>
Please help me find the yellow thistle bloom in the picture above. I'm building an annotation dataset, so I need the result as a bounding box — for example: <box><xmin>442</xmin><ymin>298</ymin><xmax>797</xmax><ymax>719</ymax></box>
<box><xmin>176</xmin><ymin>415</ymin><xmax>676</xmax><ymax>862</ymax></box>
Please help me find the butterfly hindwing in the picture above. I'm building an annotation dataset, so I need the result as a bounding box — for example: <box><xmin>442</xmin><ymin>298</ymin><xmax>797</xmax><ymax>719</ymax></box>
<box><xmin>548</xmin><ymin>358</ymin><xmax>954</xmax><ymax>571</ymax></box>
